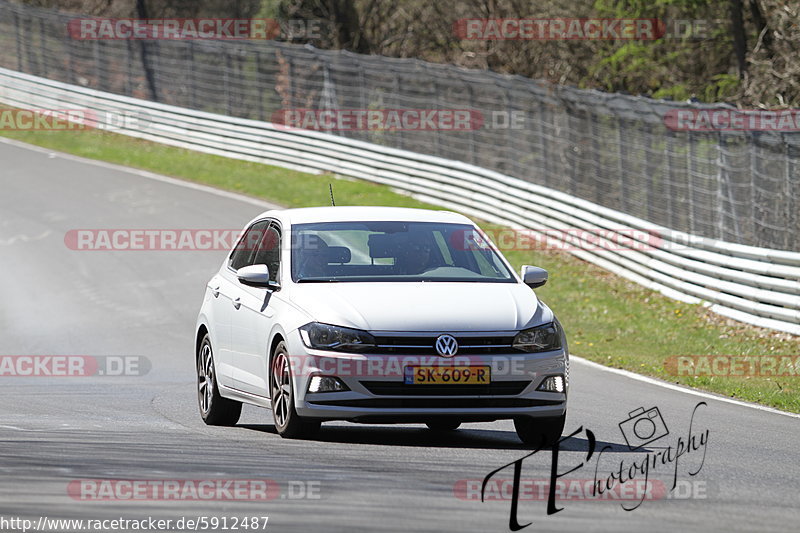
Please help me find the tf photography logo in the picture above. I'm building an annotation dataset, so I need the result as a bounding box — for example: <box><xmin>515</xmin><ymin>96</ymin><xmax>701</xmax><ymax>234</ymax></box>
<box><xmin>618</xmin><ymin>406</ymin><xmax>669</xmax><ymax>451</ymax></box>
<box><xmin>478</xmin><ymin>402</ymin><xmax>710</xmax><ymax>530</ymax></box>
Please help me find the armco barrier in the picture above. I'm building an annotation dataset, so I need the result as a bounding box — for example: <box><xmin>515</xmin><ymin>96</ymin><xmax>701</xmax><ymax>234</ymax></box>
<box><xmin>1</xmin><ymin>66</ymin><xmax>798</xmax><ymax>335</ymax></box>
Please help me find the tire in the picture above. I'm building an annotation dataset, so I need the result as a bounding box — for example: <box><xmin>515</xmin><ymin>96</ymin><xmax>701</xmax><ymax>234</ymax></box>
<box><xmin>514</xmin><ymin>415</ymin><xmax>566</xmax><ymax>446</ymax></box>
<box><xmin>270</xmin><ymin>342</ymin><xmax>320</xmax><ymax>439</ymax></box>
<box><xmin>425</xmin><ymin>419</ymin><xmax>461</xmax><ymax>432</ymax></box>
<box><xmin>197</xmin><ymin>334</ymin><xmax>242</xmax><ymax>426</ymax></box>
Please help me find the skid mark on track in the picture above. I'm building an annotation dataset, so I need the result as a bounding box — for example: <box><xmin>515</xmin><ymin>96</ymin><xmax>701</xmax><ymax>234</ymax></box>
<box><xmin>0</xmin><ymin>230</ymin><xmax>52</xmax><ymax>246</ymax></box>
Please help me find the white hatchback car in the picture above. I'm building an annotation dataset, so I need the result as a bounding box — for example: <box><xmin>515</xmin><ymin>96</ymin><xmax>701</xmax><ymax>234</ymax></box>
<box><xmin>195</xmin><ymin>206</ymin><xmax>568</xmax><ymax>444</ymax></box>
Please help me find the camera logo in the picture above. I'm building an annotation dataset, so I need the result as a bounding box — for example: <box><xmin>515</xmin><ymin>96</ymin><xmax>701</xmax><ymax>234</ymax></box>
<box><xmin>618</xmin><ymin>406</ymin><xmax>669</xmax><ymax>450</ymax></box>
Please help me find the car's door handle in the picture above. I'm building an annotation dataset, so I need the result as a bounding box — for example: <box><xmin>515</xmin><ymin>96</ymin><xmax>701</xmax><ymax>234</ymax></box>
<box><xmin>211</xmin><ymin>286</ymin><xmax>220</xmax><ymax>298</ymax></box>
<box><xmin>232</xmin><ymin>297</ymin><xmax>241</xmax><ymax>310</ymax></box>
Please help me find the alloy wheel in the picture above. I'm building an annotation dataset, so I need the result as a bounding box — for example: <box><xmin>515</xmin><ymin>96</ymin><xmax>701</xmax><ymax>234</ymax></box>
<box><xmin>271</xmin><ymin>352</ymin><xmax>291</xmax><ymax>428</ymax></box>
<box><xmin>197</xmin><ymin>343</ymin><xmax>214</xmax><ymax>415</ymax></box>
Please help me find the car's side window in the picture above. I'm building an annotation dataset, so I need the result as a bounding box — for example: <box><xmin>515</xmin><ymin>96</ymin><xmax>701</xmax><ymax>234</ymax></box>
<box><xmin>229</xmin><ymin>220</ymin><xmax>270</xmax><ymax>271</ymax></box>
<box><xmin>252</xmin><ymin>222</ymin><xmax>281</xmax><ymax>283</ymax></box>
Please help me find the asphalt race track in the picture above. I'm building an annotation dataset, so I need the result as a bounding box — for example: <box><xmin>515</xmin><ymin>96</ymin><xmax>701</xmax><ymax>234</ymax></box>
<box><xmin>1</xmin><ymin>138</ymin><xmax>798</xmax><ymax>532</ymax></box>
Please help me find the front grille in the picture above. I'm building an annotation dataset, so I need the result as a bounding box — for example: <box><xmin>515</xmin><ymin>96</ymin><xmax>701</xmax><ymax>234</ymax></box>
<box><xmin>372</xmin><ymin>334</ymin><xmax>516</xmax><ymax>355</ymax></box>
<box><xmin>307</xmin><ymin>398</ymin><xmax>561</xmax><ymax>409</ymax></box>
<box><xmin>360</xmin><ymin>380</ymin><xmax>530</xmax><ymax>396</ymax></box>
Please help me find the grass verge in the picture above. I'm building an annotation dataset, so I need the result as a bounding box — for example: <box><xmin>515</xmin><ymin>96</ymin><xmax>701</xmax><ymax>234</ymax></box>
<box><xmin>2</xmin><ymin>127</ymin><xmax>799</xmax><ymax>413</ymax></box>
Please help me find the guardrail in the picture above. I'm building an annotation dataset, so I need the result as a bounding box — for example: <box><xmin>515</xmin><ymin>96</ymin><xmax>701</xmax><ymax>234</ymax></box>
<box><xmin>2</xmin><ymin>66</ymin><xmax>799</xmax><ymax>335</ymax></box>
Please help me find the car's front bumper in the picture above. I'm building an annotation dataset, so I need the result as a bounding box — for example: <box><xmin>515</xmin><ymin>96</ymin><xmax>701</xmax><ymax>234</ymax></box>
<box><xmin>285</xmin><ymin>330</ymin><xmax>568</xmax><ymax>423</ymax></box>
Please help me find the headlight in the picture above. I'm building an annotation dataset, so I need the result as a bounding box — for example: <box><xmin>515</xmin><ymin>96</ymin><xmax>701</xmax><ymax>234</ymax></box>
<box><xmin>299</xmin><ymin>322</ymin><xmax>376</xmax><ymax>352</ymax></box>
<box><xmin>513</xmin><ymin>322</ymin><xmax>562</xmax><ymax>353</ymax></box>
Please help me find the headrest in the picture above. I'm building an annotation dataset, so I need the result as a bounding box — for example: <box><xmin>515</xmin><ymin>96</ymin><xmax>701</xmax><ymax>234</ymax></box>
<box><xmin>326</xmin><ymin>246</ymin><xmax>351</xmax><ymax>264</ymax></box>
<box><xmin>368</xmin><ymin>233</ymin><xmax>398</xmax><ymax>258</ymax></box>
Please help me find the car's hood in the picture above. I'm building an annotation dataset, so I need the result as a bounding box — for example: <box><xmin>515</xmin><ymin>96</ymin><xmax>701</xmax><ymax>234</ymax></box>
<box><xmin>288</xmin><ymin>282</ymin><xmax>552</xmax><ymax>332</ymax></box>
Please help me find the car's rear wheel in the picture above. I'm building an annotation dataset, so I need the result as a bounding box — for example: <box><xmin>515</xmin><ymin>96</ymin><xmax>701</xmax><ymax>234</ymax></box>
<box><xmin>514</xmin><ymin>414</ymin><xmax>565</xmax><ymax>446</ymax></box>
<box><xmin>197</xmin><ymin>334</ymin><xmax>242</xmax><ymax>426</ymax></box>
<box><xmin>271</xmin><ymin>342</ymin><xmax>320</xmax><ymax>439</ymax></box>
<box><xmin>425</xmin><ymin>419</ymin><xmax>461</xmax><ymax>431</ymax></box>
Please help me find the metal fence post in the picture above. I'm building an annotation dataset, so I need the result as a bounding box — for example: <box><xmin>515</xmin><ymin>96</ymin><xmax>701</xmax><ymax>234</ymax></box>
<box><xmin>784</xmin><ymin>135</ymin><xmax>795</xmax><ymax>251</ymax></box>
<box><xmin>643</xmin><ymin>123</ymin><xmax>656</xmax><ymax>222</ymax></box>
<box><xmin>665</xmin><ymin>130</ymin><xmax>676</xmax><ymax>230</ymax></box>
<box><xmin>37</xmin><ymin>16</ymin><xmax>46</xmax><ymax>76</ymax></box>
<box><xmin>13</xmin><ymin>9</ymin><xmax>23</xmax><ymax>73</ymax></box>
<box><xmin>24</xmin><ymin>14</ymin><xmax>38</xmax><ymax>76</ymax></box>
<box><xmin>256</xmin><ymin>49</ymin><xmax>264</xmax><ymax>121</ymax></box>
<box><xmin>187</xmin><ymin>41</ymin><xmax>196</xmax><ymax>110</ymax></box>
<box><xmin>224</xmin><ymin>49</ymin><xmax>232</xmax><ymax>116</ymax></box>
<box><xmin>124</xmin><ymin>40</ymin><xmax>132</xmax><ymax>97</ymax></box>
<box><xmin>687</xmin><ymin>133</ymin><xmax>697</xmax><ymax>235</ymax></box>
<box><xmin>617</xmin><ymin>116</ymin><xmax>628</xmax><ymax>213</ymax></box>
<box><xmin>749</xmin><ymin>133</ymin><xmax>759</xmax><ymax>246</ymax></box>
<box><xmin>93</xmin><ymin>39</ymin><xmax>102</xmax><ymax>91</ymax></box>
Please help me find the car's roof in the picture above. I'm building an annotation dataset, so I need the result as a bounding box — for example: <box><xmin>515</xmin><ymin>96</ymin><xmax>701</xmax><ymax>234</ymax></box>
<box><xmin>256</xmin><ymin>206</ymin><xmax>474</xmax><ymax>226</ymax></box>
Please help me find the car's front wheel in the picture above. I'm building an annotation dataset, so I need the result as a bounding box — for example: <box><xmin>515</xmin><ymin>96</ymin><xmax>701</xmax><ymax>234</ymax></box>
<box><xmin>514</xmin><ymin>414</ymin><xmax>565</xmax><ymax>446</ymax></box>
<box><xmin>197</xmin><ymin>334</ymin><xmax>242</xmax><ymax>426</ymax></box>
<box><xmin>270</xmin><ymin>342</ymin><xmax>320</xmax><ymax>439</ymax></box>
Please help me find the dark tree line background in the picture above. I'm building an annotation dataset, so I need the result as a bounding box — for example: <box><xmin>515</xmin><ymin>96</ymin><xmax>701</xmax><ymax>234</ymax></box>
<box><xmin>12</xmin><ymin>0</ymin><xmax>800</xmax><ymax>107</ymax></box>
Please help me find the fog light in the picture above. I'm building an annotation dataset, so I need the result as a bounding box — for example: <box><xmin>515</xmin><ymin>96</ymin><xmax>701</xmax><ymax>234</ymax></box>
<box><xmin>307</xmin><ymin>376</ymin><xmax>349</xmax><ymax>393</ymax></box>
<box><xmin>537</xmin><ymin>375</ymin><xmax>565</xmax><ymax>393</ymax></box>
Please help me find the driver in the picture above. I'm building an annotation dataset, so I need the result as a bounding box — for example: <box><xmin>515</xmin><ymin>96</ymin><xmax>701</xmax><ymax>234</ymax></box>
<box><xmin>397</xmin><ymin>239</ymin><xmax>435</xmax><ymax>275</ymax></box>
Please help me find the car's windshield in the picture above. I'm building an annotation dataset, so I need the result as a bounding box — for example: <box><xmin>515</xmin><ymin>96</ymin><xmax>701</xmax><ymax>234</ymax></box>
<box><xmin>291</xmin><ymin>221</ymin><xmax>514</xmax><ymax>283</ymax></box>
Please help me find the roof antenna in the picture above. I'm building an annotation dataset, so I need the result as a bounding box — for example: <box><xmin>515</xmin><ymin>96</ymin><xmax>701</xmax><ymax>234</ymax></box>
<box><xmin>329</xmin><ymin>183</ymin><xmax>336</xmax><ymax>206</ymax></box>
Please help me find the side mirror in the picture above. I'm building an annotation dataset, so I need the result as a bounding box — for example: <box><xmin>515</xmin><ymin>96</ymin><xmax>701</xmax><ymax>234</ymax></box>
<box><xmin>521</xmin><ymin>265</ymin><xmax>548</xmax><ymax>289</ymax></box>
<box><xmin>237</xmin><ymin>264</ymin><xmax>279</xmax><ymax>289</ymax></box>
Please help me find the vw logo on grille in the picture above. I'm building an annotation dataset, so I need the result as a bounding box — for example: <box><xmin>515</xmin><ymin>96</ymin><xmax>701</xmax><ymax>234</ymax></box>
<box><xmin>435</xmin><ymin>334</ymin><xmax>458</xmax><ymax>357</ymax></box>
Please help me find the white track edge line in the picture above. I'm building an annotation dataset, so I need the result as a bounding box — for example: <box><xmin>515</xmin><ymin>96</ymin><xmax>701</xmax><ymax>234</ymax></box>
<box><xmin>0</xmin><ymin>136</ymin><xmax>281</xmax><ymax>210</ymax></box>
<box><xmin>573</xmin><ymin>355</ymin><xmax>800</xmax><ymax>419</ymax></box>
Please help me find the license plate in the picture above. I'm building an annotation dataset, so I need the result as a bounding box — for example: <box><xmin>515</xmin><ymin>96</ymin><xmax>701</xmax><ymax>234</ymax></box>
<box><xmin>404</xmin><ymin>366</ymin><xmax>491</xmax><ymax>385</ymax></box>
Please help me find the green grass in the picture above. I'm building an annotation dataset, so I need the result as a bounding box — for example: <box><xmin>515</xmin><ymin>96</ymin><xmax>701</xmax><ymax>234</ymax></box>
<box><xmin>2</xmin><ymin>127</ymin><xmax>799</xmax><ymax>413</ymax></box>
